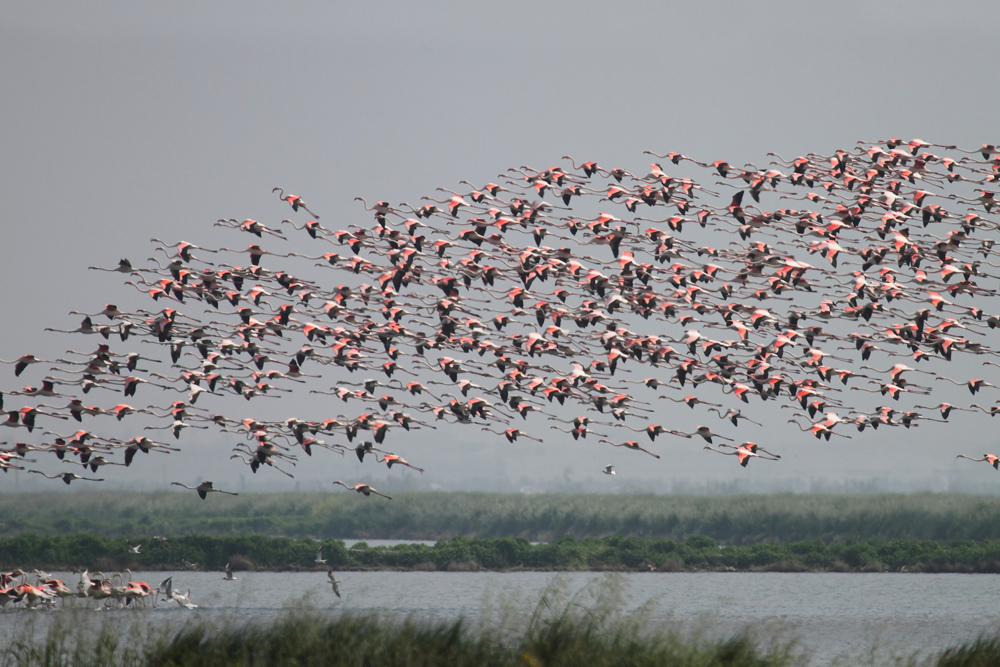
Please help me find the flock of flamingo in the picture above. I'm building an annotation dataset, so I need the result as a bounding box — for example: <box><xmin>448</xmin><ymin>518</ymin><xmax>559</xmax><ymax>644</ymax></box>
<box><xmin>0</xmin><ymin>545</ymin><xmax>342</xmax><ymax>609</ymax></box>
<box><xmin>2</xmin><ymin>137</ymin><xmax>1000</xmax><ymax>503</ymax></box>
<box><xmin>0</xmin><ymin>554</ymin><xmax>343</xmax><ymax>610</ymax></box>
<box><xmin>0</xmin><ymin>568</ymin><xmax>196</xmax><ymax>610</ymax></box>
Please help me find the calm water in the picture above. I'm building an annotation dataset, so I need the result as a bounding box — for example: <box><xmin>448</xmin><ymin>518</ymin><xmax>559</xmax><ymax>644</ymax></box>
<box><xmin>6</xmin><ymin>571</ymin><xmax>1000</xmax><ymax>665</ymax></box>
<box><xmin>341</xmin><ymin>538</ymin><xmax>437</xmax><ymax>548</ymax></box>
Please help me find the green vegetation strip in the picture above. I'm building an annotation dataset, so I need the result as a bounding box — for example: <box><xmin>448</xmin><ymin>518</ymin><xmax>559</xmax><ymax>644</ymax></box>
<box><xmin>6</xmin><ymin>534</ymin><xmax>1000</xmax><ymax>573</ymax></box>
<box><xmin>4</xmin><ymin>491</ymin><xmax>1000</xmax><ymax>543</ymax></box>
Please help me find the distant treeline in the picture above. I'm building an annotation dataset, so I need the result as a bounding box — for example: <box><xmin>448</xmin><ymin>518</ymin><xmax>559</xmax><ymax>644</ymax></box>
<box><xmin>5</xmin><ymin>534</ymin><xmax>1000</xmax><ymax>573</ymax></box>
<box><xmin>2</xmin><ymin>491</ymin><xmax>1000</xmax><ymax>543</ymax></box>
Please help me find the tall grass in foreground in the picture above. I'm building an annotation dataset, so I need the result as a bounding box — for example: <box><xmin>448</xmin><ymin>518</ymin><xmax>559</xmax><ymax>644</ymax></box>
<box><xmin>2</xmin><ymin>576</ymin><xmax>999</xmax><ymax>666</ymax></box>
<box><xmin>0</xmin><ymin>576</ymin><xmax>808</xmax><ymax>667</ymax></box>
<box><xmin>934</xmin><ymin>636</ymin><xmax>1000</xmax><ymax>667</ymax></box>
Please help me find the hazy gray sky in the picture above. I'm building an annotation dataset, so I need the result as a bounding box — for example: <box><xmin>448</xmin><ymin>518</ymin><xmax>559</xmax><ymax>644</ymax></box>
<box><xmin>3</xmin><ymin>1</ymin><xmax>1000</xmax><ymax>494</ymax></box>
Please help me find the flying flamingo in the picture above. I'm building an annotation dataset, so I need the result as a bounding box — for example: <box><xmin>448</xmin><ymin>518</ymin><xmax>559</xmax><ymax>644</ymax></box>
<box><xmin>28</xmin><ymin>470</ymin><xmax>104</xmax><ymax>485</ymax></box>
<box><xmin>354</xmin><ymin>197</ymin><xmax>399</xmax><ymax>222</ymax></box>
<box><xmin>676</xmin><ymin>426</ymin><xmax>732</xmax><ymax>444</ymax></box>
<box><xmin>354</xmin><ymin>441</ymin><xmax>381</xmax><ymax>462</ymax></box>
<box><xmin>88</xmin><ymin>258</ymin><xmax>136</xmax><ymax>274</ymax></box>
<box><xmin>78</xmin><ymin>455</ymin><xmax>127</xmax><ymax>474</ymax></box>
<box><xmin>710</xmin><ymin>407</ymin><xmax>762</xmax><ymax>427</ymax></box>
<box><xmin>486</xmin><ymin>427</ymin><xmax>544</xmax><ymax>443</ymax></box>
<box><xmin>935</xmin><ymin>377</ymin><xmax>998</xmax><ymax>395</ymax></box>
<box><xmin>704</xmin><ymin>442</ymin><xmax>781</xmax><ymax>467</ymax></box>
<box><xmin>956</xmin><ymin>454</ymin><xmax>1000</xmax><ymax>470</ymax></box>
<box><xmin>620</xmin><ymin>423</ymin><xmax>679</xmax><ymax>442</ymax></box>
<box><xmin>273</xmin><ymin>187</ymin><xmax>319</xmax><ymax>218</ymax></box>
<box><xmin>971</xmin><ymin>404</ymin><xmax>1000</xmax><ymax>417</ymax></box>
<box><xmin>598</xmin><ymin>439</ymin><xmax>660</xmax><ymax>458</ymax></box>
<box><xmin>379</xmin><ymin>454</ymin><xmax>424</xmax><ymax>473</ymax></box>
<box><xmin>914</xmin><ymin>403</ymin><xmax>972</xmax><ymax>420</ymax></box>
<box><xmin>170</xmin><ymin>481</ymin><xmax>239</xmax><ymax>500</ymax></box>
<box><xmin>332</xmin><ymin>480</ymin><xmax>392</xmax><ymax>499</ymax></box>
<box><xmin>1</xmin><ymin>355</ymin><xmax>51</xmax><ymax>377</ymax></box>
<box><xmin>658</xmin><ymin>395</ymin><xmax>721</xmax><ymax>409</ymax></box>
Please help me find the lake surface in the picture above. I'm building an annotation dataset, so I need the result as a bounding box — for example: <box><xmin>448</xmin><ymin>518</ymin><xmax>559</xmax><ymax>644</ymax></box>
<box><xmin>6</xmin><ymin>571</ymin><xmax>1000</xmax><ymax>665</ymax></box>
<box><xmin>341</xmin><ymin>538</ymin><xmax>437</xmax><ymax>548</ymax></box>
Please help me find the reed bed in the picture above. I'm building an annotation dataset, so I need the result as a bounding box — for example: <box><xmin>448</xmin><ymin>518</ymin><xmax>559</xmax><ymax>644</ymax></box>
<box><xmin>0</xmin><ymin>576</ymin><xmax>810</xmax><ymax>667</ymax></box>
<box><xmin>1</xmin><ymin>576</ymin><xmax>998</xmax><ymax>666</ymax></box>
<box><xmin>3</xmin><ymin>492</ymin><xmax>1000</xmax><ymax>543</ymax></box>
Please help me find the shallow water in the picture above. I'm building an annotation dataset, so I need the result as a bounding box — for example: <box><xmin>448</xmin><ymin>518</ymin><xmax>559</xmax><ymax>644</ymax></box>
<box><xmin>6</xmin><ymin>571</ymin><xmax>1000</xmax><ymax>665</ymax></box>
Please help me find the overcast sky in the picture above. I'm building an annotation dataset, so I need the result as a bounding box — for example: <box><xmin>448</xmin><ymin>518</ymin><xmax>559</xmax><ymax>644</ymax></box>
<box><xmin>3</xmin><ymin>2</ymin><xmax>1000</xmax><ymax>494</ymax></box>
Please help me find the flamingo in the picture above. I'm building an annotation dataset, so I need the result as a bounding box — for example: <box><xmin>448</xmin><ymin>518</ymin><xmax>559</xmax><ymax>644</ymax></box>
<box><xmin>170</xmin><ymin>480</ymin><xmax>239</xmax><ymax>500</ymax></box>
<box><xmin>28</xmin><ymin>470</ymin><xmax>104</xmax><ymax>485</ymax></box>
<box><xmin>787</xmin><ymin>417</ymin><xmax>853</xmax><ymax>441</ymax></box>
<box><xmin>935</xmin><ymin>377</ymin><xmax>997</xmax><ymax>395</ymax></box>
<box><xmin>658</xmin><ymin>394</ymin><xmax>721</xmax><ymax>409</ymax></box>
<box><xmin>710</xmin><ymin>407</ymin><xmax>762</xmax><ymax>427</ymax></box>
<box><xmin>44</xmin><ymin>316</ymin><xmax>105</xmax><ymax>336</ymax></box>
<box><xmin>972</xmin><ymin>404</ymin><xmax>1000</xmax><ymax>417</ymax></box>
<box><xmin>88</xmin><ymin>258</ymin><xmax>136</xmax><ymax>273</ymax></box>
<box><xmin>677</xmin><ymin>426</ymin><xmax>732</xmax><ymax>444</ymax></box>
<box><xmin>376</xmin><ymin>454</ymin><xmax>424</xmax><ymax>473</ymax></box>
<box><xmin>704</xmin><ymin>442</ymin><xmax>780</xmax><ymax>467</ymax></box>
<box><xmin>597</xmin><ymin>439</ymin><xmax>660</xmax><ymax>459</ymax></box>
<box><xmin>118</xmin><ymin>569</ymin><xmax>154</xmax><ymax>608</ymax></box>
<box><xmin>78</xmin><ymin>455</ymin><xmax>128</xmax><ymax>474</ymax></box>
<box><xmin>1</xmin><ymin>355</ymin><xmax>51</xmax><ymax>377</ymax></box>
<box><xmin>620</xmin><ymin>423</ymin><xmax>679</xmax><ymax>442</ymax></box>
<box><xmin>956</xmin><ymin>454</ymin><xmax>1000</xmax><ymax>470</ymax></box>
<box><xmin>2</xmin><ymin>141</ymin><xmax>999</xmax><ymax>498</ymax></box>
<box><xmin>354</xmin><ymin>441</ymin><xmax>381</xmax><ymax>462</ymax></box>
<box><xmin>914</xmin><ymin>403</ymin><xmax>971</xmax><ymax>420</ymax></box>
<box><xmin>332</xmin><ymin>480</ymin><xmax>392</xmax><ymax>499</ymax></box>
<box><xmin>273</xmin><ymin>187</ymin><xmax>319</xmax><ymax>218</ymax></box>
<box><xmin>486</xmin><ymin>427</ymin><xmax>543</xmax><ymax>443</ymax></box>
<box><xmin>354</xmin><ymin>197</ymin><xmax>399</xmax><ymax>222</ymax></box>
